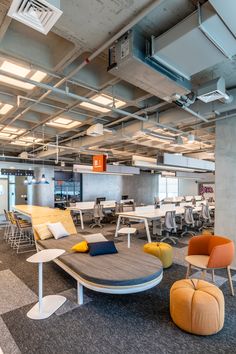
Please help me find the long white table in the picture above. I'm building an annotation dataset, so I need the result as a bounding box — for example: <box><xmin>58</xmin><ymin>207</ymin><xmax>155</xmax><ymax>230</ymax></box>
<box><xmin>115</xmin><ymin>205</ymin><xmax>215</xmax><ymax>243</ymax></box>
<box><xmin>67</xmin><ymin>201</ymin><xmax>117</xmax><ymax>229</ymax></box>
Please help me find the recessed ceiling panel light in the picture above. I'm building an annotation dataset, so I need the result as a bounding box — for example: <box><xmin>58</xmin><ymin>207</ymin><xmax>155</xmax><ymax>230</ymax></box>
<box><xmin>30</xmin><ymin>70</ymin><xmax>47</xmax><ymax>82</ymax></box>
<box><xmin>46</xmin><ymin>117</ymin><xmax>81</xmax><ymax>129</ymax></box>
<box><xmin>11</xmin><ymin>140</ymin><xmax>31</xmax><ymax>146</ymax></box>
<box><xmin>0</xmin><ymin>61</ymin><xmax>30</xmax><ymax>77</ymax></box>
<box><xmin>2</xmin><ymin>126</ymin><xmax>26</xmax><ymax>135</ymax></box>
<box><xmin>80</xmin><ymin>94</ymin><xmax>126</xmax><ymax>113</ymax></box>
<box><xmin>0</xmin><ymin>74</ymin><xmax>35</xmax><ymax>90</ymax></box>
<box><xmin>0</xmin><ymin>103</ymin><xmax>14</xmax><ymax>114</ymax></box>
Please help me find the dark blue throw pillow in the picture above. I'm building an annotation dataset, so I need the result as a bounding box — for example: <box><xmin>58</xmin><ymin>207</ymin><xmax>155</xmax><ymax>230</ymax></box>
<box><xmin>88</xmin><ymin>241</ymin><xmax>118</xmax><ymax>256</ymax></box>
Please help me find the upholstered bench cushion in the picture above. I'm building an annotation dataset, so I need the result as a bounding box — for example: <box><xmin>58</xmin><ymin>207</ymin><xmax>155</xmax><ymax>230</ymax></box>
<box><xmin>143</xmin><ymin>242</ymin><xmax>173</xmax><ymax>268</ymax></box>
<box><xmin>170</xmin><ymin>279</ymin><xmax>224</xmax><ymax>335</ymax></box>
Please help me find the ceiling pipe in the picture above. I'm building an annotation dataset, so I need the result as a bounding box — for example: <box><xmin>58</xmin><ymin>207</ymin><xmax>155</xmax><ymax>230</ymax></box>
<box><xmin>0</xmin><ymin>70</ymin><xmax>148</xmax><ymax>137</ymax></box>
<box><xmin>0</xmin><ymin>0</ymin><xmax>165</xmax><ymax>137</ymax></box>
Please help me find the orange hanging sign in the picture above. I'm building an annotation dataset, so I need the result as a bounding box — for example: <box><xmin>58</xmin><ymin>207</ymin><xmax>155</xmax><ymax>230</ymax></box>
<box><xmin>93</xmin><ymin>155</ymin><xmax>107</xmax><ymax>172</ymax></box>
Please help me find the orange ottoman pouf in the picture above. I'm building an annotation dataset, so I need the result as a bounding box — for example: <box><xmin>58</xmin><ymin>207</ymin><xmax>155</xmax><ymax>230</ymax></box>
<box><xmin>170</xmin><ymin>279</ymin><xmax>224</xmax><ymax>335</ymax></box>
<box><xmin>143</xmin><ymin>242</ymin><xmax>173</xmax><ymax>268</ymax></box>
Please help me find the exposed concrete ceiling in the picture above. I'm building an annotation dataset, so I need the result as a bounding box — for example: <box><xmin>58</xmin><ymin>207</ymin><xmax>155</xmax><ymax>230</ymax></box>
<box><xmin>0</xmin><ymin>0</ymin><xmax>235</xmax><ymax>166</ymax></box>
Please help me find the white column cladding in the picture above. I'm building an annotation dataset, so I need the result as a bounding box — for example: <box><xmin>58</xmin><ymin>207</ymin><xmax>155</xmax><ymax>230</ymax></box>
<box><xmin>32</xmin><ymin>166</ymin><xmax>55</xmax><ymax>207</ymax></box>
<box><xmin>215</xmin><ymin>116</ymin><xmax>236</xmax><ymax>267</ymax></box>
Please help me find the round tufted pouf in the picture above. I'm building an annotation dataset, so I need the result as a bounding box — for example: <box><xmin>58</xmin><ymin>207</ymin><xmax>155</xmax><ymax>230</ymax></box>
<box><xmin>143</xmin><ymin>242</ymin><xmax>173</xmax><ymax>268</ymax></box>
<box><xmin>170</xmin><ymin>279</ymin><xmax>224</xmax><ymax>335</ymax></box>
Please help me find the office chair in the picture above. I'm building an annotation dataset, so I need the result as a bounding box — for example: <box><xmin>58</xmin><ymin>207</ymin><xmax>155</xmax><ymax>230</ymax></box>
<box><xmin>200</xmin><ymin>204</ymin><xmax>214</xmax><ymax>230</ymax></box>
<box><xmin>181</xmin><ymin>206</ymin><xmax>196</xmax><ymax>237</ymax></box>
<box><xmin>160</xmin><ymin>211</ymin><xmax>179</xmax><ymax>244</ymax></box>
<box><xmin>89</xmin><ymin>203</ymin><xmax>104</xmax><ymax>229</ymax></box>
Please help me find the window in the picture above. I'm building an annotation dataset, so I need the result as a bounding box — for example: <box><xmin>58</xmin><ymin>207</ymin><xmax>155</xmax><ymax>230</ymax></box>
<box><xmin>158</xmin><ymin>176</ymin><xmax>179</xmax><ymax>200</ymax></box>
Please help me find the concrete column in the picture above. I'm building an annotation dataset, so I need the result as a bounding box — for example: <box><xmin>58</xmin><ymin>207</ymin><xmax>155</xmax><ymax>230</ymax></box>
<box><xmin>215</xmin><ymin>116</ymin><xmax>236</xmax><ymax>267</ymax></box>
<box><xmin>32</xmin><ymin>166</ymin><xmax>54</xmax><ymax>207</ymax></box>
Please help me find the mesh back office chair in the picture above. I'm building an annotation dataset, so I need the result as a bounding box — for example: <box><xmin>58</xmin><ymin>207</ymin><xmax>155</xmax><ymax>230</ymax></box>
<box><xmin>89</xmin><ymin>203</ymin><xmax>105</xmax><ymax>229</ymax></box>
<box><xmin>160</xmin><ymin>211</ymin><xmax>178</xmax><ymax>244</ymax></box>
<box><xmin>181</xmin><ymin>207</ymin><xmax>196</xmax><ymax>237</ymax></box>
<box><xmin>200</xmin><ymin>203</ymin><xmax>214</xmax><ymax>230</ymax></box>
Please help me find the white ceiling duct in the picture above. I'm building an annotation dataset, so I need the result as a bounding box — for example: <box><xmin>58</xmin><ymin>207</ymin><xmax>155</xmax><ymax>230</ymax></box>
<box><xmin>7</xmin><ymin>0</ymin><xmax>63</xmax><ymax>35</ymax></box>
<box><xmin>151</xmin><ymin>2</ymin><xmax>236</xmax><ymax>80</ymax></box>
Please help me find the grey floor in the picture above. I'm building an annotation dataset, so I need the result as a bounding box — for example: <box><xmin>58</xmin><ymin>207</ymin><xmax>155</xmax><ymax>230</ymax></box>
<box><xmin>0</xmin><ymin>221</ymin><xmax>236</xmax><ymax>354</ymax></box>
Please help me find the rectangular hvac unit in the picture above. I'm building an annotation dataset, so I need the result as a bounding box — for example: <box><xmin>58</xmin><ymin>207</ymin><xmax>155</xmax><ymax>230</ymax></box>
<box><xmin>163</xmin><ymin>153</ymin><xmax>215</xmax><ymax>171</ymax></box>
<box><xmin>151</xmin><ymin>2</ymin><xmax>236</xmax><ymax>80</ymax></box>
<box><xmin>108</xmin><ymin>31</ymin><xmax>191</xmax><ymax>102</ymax></box>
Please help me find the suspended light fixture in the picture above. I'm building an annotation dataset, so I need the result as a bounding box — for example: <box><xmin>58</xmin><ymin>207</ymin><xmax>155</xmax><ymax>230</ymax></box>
<box><xmin>174</xmin><ymin>136</ymin><xmax>183</xmax><ymax>145</ymax></box>
<box><xmin>23</xmin><ymin>177</ymin><xmax>28</xmax><ymax>185</ymax></box>
<box><xmin>187</xmin><ymin>133</ymin><xmax>195</xmax><ymax>144</ymax></box>
<box><xmin>41</xmin><ymin>174</ymin><xmax>46</xmax><ymax>183</ymax></box>
<box><xmin>31</xmin><ymin>175</ymin><xmax>36</xmax><ymax>184</ymax></box>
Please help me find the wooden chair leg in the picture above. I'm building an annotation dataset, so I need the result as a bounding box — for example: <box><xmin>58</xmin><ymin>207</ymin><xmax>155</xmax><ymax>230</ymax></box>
<box><xmin>227</xmin><ymin>266</ymin><xmax>234</xmax><ymax>296</ymax></box>
<box><xmin>186</xmin><ymin>264</ymin><xmax>191</xmax><ymax>278</ymax></box>
<box><xmin>212</xmin><ymin>269</ymin><xmax>215</xmax><ymax>283</ymax></box>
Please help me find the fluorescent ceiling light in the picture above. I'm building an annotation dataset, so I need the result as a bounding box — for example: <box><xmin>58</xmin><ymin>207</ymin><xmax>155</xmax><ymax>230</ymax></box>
<box><xmin>46</xmin><ymin>117</ymin><xmax>81</xmax><ymax>129</ymax></box>
<box><xmin>0</xmin><ymin>103</ymin><xmax>13</xmax><ymax>114</ymax></box>
<box><xmin>80</xmin><ymin>94</ymin><xmax>126</xmax><ymax>113</ymax></box>
<box><xmin>30</xmin><ymin>70</ymin><xmax>47</xmax><ymax>82</ymax></box>
<box><xmin>2</xmin><ymin>126</ymin><xmax>25</xmax><ymax>135</ymax></box>
<box><xmin>11</xmin><ymin>140</ymin><xmax>31</xmax><ymax>146</ymax></box>
<box><xmin>11</xmin><ymin>136</ymin><xmax>42</xmax><ymax>146</ymax></box>
<box><xmin>0</xmin><ymin>132</ymin><xmax>17</xmax><ymax>139</ymax></box>
<box><xmin>0</xmin><ymin>75</ymin><xmax>35</xmax><ymax>90</ymax></box>
<box><xmin>0</xmin><ymin>60</ymin><xmax>47</xmax><ymax>90</ymax></box>
<box><xmin>21</xmin><ymin>136</ymin><xmax>42</xmax><ymax>143</ymax></box>
<box><xmin>0</xmin><ymin>61</ymin><xmax>30</xmax><ymax>77</ymax></box>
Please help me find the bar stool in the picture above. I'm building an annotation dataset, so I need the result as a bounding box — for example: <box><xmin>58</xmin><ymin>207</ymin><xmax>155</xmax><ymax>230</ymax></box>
<box><xmin>117</xmin><ymin>227</ymin><xmax>136</xmax><ymax>248</ymax></box>
<box><xmin>27</xmin><ymin>249</ymin><xmax>66</xmax><ymax>320</ymax></box>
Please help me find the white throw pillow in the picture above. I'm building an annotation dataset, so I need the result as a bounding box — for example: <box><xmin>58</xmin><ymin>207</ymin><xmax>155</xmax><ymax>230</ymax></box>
<box><xmin>47</xmin><ymin>222</ymin><xmax>69</xmax><ymax>239</ymax></box>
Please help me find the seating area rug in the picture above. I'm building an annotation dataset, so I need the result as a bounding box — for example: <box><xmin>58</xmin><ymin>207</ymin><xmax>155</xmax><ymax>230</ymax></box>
<box><xmin>0</xmin><ymin>225</ymin><xmax>236</xmax><ymax>354</ymax></box>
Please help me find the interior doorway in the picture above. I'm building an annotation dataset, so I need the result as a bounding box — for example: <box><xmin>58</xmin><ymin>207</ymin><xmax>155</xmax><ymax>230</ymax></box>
<box><xmin>0</xmin><ymin>178</ymin><xmax>8</xmax><ymax>215</ymax></box>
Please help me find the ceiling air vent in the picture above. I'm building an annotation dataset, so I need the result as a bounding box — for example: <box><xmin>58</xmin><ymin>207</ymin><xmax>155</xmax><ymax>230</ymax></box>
<box><xmin>197</xmin><ymin>77</ymin><xmax>228</xmax><ymax>103</ymax></box>
<box><xmin>7</xmin><ymin>0</ymin><xmax>63</xmax><ymax>35</ymax></box>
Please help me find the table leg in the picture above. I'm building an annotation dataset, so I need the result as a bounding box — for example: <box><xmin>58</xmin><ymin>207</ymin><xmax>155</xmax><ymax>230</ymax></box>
<box><xmin>128</xmin><ymin>233</ymin><xmax>130</xmax><ymax>248</ymax></box>
<box><xmin>80</xmin><ymin>210</ymin><xmax>84</xmax><ymax>230</ymax></box>
<box><xmin>77</xmin><ymin>281</ymin><xmax>84</xmax><ymax>305</ymax></box>
<box><xmin>115</xmin><ymin>215</ymin><xmax>121</xmax><ymax>238</ymax></box>
<box><xmin>38</xmin><ymin>262</ymin><xmax>43</xmax><ymax>313</ymax></box>
<box><xmin>144</xmin><ymin>218</ymin><xmax>151</xmax><ymax>243</ymax></box>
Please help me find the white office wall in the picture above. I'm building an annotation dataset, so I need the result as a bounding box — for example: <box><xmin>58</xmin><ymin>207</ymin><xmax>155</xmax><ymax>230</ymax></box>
<box><xmin>82</xmin><ymin>174</ymin><xmax>123</xmax><ymax>201</ymax></box>
<box><xmin>178</xmin><ymin>179</ymin><xmax>198</xmax><ymax>196</ymax></box>
<box><xmin>82</xmin><ymin>172</ymin><xmax>159</xmax><ymax>204</ymax></box>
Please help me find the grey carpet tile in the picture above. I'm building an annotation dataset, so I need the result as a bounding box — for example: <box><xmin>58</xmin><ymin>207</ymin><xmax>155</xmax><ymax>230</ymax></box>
<box><xmin>55</xmin><ymin>288</ymin><xmax>92</xmax><ymax>316</ymax></box>
<box><xmin>190</xmin><ymin>270</ymin><xmax>228</xmax><ymax>287</ymax></box>
<box><xmin>0</xmin><ymin>269</ymin><xmax>37</xmax><ymax>315</ymax></box>
<box><xmin>0</xmin><ymin>316</ymin><xmax>21</xmax><ymax>354</ymax></box>
<box><xmin>2</xmin><ymin>264</ymin><xmax>236</xmax><ymax>354</ymax></box>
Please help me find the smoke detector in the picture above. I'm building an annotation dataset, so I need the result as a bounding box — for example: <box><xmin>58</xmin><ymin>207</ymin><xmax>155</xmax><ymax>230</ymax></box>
<box><xmin>86</xmin><ymin>123</ymin><xmax>104</xmax><ymax>137</ymax></box>
<box><xmin>8</xmin><ymin>0</ymin><xmax>63</xmax><ymax>35</ymax></box>
<box><xmin>197</xmin><ymin>77</ymin><xmax>229</xmax><ymax>103</ymax></box>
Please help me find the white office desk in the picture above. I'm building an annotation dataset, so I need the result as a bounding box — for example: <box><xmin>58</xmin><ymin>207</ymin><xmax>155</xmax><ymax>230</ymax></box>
<box><xmin>67</xmin><ymin>201</ymin><xmax>116</xmax><ymax>229</ymax></box>
<box><xmin>115</xmin><ymin>205</ymin><xmax>215</xmax><ymax>243</ymax></box>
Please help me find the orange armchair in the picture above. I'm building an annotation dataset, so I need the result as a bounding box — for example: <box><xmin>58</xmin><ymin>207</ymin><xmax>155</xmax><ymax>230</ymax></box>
<box><xmin>185</xmin><ymin>235</ymin><xmax>235</xmax><ymax>296</ymax></box>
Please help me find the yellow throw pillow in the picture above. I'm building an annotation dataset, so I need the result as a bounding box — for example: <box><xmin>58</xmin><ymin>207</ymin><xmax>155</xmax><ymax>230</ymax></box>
<box><xmin>71</xmin><ymin>240</ymin><xmax>89</xmax><ymax>253</ymax></box>
<box><xmin>34</xmin><ymin>223</ymin><xmax>53</xmax><ymax>240</ymax></box>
